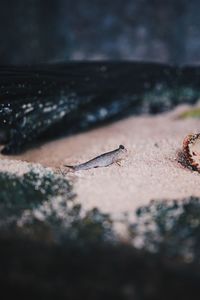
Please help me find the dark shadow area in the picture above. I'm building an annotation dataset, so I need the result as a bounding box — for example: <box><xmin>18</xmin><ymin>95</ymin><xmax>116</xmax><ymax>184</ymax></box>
<box><xmin>2</xmin><ymin>236</ymin><xmax>200</xmax><ymax>300</ymax></box>
<box><xmin>1</xmin><ymin>171</ymin><xmax>200</xmax><ymax>299</ymax></box>
<box><xmin>0</xmin><ymin>0</ymin><xmax>200</xmax><ymax>65</ymax></box>
<box><xmin>1</xmin><ymin>62</ymin><xmax>200</xmax><ymax>154</ymax></box>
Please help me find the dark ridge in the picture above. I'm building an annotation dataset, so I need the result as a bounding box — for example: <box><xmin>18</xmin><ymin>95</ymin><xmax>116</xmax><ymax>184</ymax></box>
<box><xmin>0</xmin><ymin>62</ymin><xmax>200</xmax><ymax>154</ymax></box>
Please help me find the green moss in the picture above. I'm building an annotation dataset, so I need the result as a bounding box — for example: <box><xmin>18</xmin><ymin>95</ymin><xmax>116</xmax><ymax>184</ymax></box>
<box><xmin>2</xmin><ymin>168</ymin><xmax>200</xmax><ymax>262</ymax></box>
<box><xmin>130</xmin><ymin>197</ymin><xmax>200</xmax><ymax>263</ymax></box>
<box><xmin>179</xmin><ymin>107</ymin><xmax>200</xmax><ymax>118</ymax></box>
<box><xmin>0</xmin><ymin>169</ymin><xmax>73</xmax><ymax>227</ymax></box>
<box><xmin>0</xmin><ymin>169</ymin><xmax>115</xmax><ymax>244</ymax></box>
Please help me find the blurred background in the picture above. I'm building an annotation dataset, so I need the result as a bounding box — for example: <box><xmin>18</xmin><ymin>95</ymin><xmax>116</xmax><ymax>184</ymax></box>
<box><xmin>0</xmin><ymin>0</ymin><xmax>199</xmax><ymax>65</ymax></box>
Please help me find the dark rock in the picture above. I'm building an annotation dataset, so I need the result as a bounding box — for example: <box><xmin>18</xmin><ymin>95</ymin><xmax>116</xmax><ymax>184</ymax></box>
<box><xmin>0</xmin><ymin>62</ymin><xmax>200</xmax><ymax>154</ymax></box>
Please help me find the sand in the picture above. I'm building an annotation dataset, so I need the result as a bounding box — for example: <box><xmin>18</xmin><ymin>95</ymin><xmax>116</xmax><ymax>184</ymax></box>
<box><xmin>1</xmin><ymin>105</ymin><xmax>200</xmax><ymax>219</ymax></box>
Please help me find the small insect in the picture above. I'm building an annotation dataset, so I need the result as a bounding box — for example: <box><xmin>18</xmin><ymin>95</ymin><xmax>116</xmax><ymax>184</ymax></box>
<box><xmin>64</xmin><ymin>145</ymin><xmax>127</xmax><ymax>171</ymax></box>
<box><xmin>182</xmin><ymin>133</ymin><xmax>200</xmax><ymax>171</ymax></box>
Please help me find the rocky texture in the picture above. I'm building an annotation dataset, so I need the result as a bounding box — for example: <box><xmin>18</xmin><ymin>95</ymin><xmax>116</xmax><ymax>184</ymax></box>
<box><xmin>1</xmin><ymin>62</ymin><xmax>200</xmax><ymax>154</ymax></box>
<box><xmin>1</xmin><ymin>187</ymin><xmax>200</xmax><ymax>299</ymax></box>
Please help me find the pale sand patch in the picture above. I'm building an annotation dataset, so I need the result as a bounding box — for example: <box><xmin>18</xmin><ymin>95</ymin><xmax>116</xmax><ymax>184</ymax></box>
<box><xmin>1</xmin><ymin>106</ymin><xmax>200</xmax><ymax>219</ymax></box>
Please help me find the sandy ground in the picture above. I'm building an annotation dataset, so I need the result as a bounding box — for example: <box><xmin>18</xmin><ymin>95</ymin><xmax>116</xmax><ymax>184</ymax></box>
<box><xmin>1</xmin><ymin>105</ymin><xmax>200</xmax><ymax>219</ymax></box>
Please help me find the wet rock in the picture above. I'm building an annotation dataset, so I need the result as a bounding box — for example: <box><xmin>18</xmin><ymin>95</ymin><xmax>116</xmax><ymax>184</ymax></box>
<box><xmin>0</xmin><ymin>62</ymin><xmax>200</xmax><ymax>154</ymax></box>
